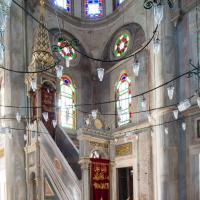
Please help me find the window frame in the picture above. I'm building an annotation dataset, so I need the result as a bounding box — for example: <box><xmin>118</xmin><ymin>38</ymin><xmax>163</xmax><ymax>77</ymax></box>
<box><xmin>115</xmin><ymin>73</ymin><xmax>132</xmax><ymax>127</ymax></box>
<box><xmin>59</xmin><ymin>76</ymin><xmax>76</xmax><ymax>130</ymax></box>
<box><xmin>82</xmin><ymin>0</ymin><xmax>105</xmax><ymax>19</ymax></box>
<box><xmin>113</xmin><ymin>0</ymin><xmax>126</xmax><ymax>10</ymax></box>
<box><xmin>53</xmin><ymin>0</ymin><xmax>74</xmax><ymax>15</ymax></box>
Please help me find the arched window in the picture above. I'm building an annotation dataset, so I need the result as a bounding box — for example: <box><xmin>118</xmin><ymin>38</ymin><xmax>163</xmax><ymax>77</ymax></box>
<box><xmin>116</xmin><ymin>73</ymin><xmax>132</xmax><ymax>127</ymax></box>
<box><xmin>114</xmin><ymin>0</ymin><xmax>125</xmax><ymax>9</ymax></box>
<box><xmin>60</xmin><ymin>76</ymin><xmax>76</xmax><ymax>129</ymax></box>
<box><xmin>54</xmin><ymin>0</ymin><xmax>72</xmax><ymax>14</ymax></box>
<box><xmin>84</xmin><ymin>0</ymin><xmax>104</xmax><ymax>18</ymax></box>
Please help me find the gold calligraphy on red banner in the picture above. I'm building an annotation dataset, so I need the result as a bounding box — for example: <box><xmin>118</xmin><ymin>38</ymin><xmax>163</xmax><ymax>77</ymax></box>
<box><xmin>93</xmin><ymin>164</ymin><xmax>109</xmax><ymax>182</ymax></box>
<box><xmin>90</xmin><ymin>158</ymin><xmax>110</xmax><ymax>200</ymax></box>
<box><xmin>93</xmin><ymin>183</ymin><xmax>109</xmax><ymax>190</ymax></box>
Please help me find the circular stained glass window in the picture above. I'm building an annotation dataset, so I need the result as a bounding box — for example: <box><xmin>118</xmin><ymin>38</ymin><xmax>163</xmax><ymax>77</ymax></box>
<box><xmin>57</xmin><ymin>38</ymin><xmax>76</xmax><ymax>60</ymax></box>
<box><xmin>114</xmin><ymin>33</ymin><xmax>130</xmax><ymax>57</ymax></box>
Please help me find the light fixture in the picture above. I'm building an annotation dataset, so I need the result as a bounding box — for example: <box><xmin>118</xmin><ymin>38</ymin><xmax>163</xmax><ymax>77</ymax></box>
<box><xmin>52</xmin><ymin>120</ymin><xmax>57</xmax><ymax>128</ymax></box>
<box><xmin>30</xmin><ymin>78</ymin><xmax>37</xmax><ymax>92</ymax></box>
<box><xmin>153</xmin><ymin>3</ymin><xmax>164</xmax><ymax>25</ymax></box>
<box><xmin>164</xmin><ymin>127</ymin><xmax>169</xmax><ymax>135</ymax></box>
<box><xmin>132</xmin><ymin>57</ymin><xmax>140</xmax><ymax>77</ymax></box>
<box><xmin>173</xmin><ymin>110</ymin><xmax>179</xmax><ymax>119</ymax></box>
<box><xmin>153</xmin><ymin>37</ymin><xmax>161</xmax><ymax>54</ymax></box>
<box><xmin>42</xmin><ymin>112</ymin><xmax>48</xmax><ymax>122</ymax></box>
<box><xmin>2</xmin><ymin>0</ymin><xmax>12</xmax><ymax>8</ymax></box>
<box><xmin>182</xmin><ymin>122</ymin><xmax>186</xmax><ymax>131</ymax></box>
<box><xmin>141</xmin><ymin>96</ymin><xmax>146</xmax><ymax>110</ymax></box>
<box><xmin>0</xmin><ymin>0</ymin><xmax>13</xmax><ymax>34</ymax></box>
<box><xmin>91</xmin><ymin>110</ymin><xmax>98</xmax><ymax>120</ymax></box>
<box><xmin>0</xmin><ymin>43</ymin><xmax>4</xmax><ymax>65</ymax></box>
<box><xmin>55</xmin><ymin>65</ymin><xmax>63</xmax><ymax>78</ymax></box>
<box><xmin>147</xmin><ymin>113</ymin><xmax>152</xmax><ymax>123</ymax></box>
<box><xmin>85</xmin><ymin>118</ymin><xmax>90</xmax><ymax>126</ymax></box>
<box><xmin>58</xmin><ymin>98</ymin><xmax>61</xmax><ymax>108</ymax></box>
<box><xmin>16</xmin><ymin>112</ymin><xmax>21</xmax><ymax>123</ymax></box>
<box><xmin>178</xmin><ymin>99</ymin><xmax>191</xmax><ymax>112</ymax></box>
<box><xmin>167</xmin><ymin>86</ymin><xmax>175</xmax><ymax>100</ymax></box>
<box><xmin>0</xmin><ymin>9</ymin><xmax>7</xmax><ymax>34</ymax></box>
<box><xmin>66</xmin><ymin>57</ymin><xmax>70</xmax><ymax>68</ymax></box>
<box><xmin>24</xmin><ymin>134</ymin><xmax>27</xmax><ymax>141</ymax></box>
<box><xmin>97</xmin><ymin>68</ymin><xmax>104</xmax><ymax>82</ymax></box>
<box><xmin>196</xmin><ymin>90</ymin><xmax>200</xmax><ymax>108</ymax></box>
<box><xmin>197</xmin><ymin>96</ymin><xmax>200</xmax><ymax>108</ymax></box>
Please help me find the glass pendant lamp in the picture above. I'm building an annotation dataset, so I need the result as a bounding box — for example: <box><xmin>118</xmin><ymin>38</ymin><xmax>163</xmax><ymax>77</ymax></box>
<box><xmin>154</xmin><ymin>3</ymin><xmax>164</xmax><ymax>25</ymax></box>
<box><xmin>97</xmin><ymin>68</ymin><xmax>104</xmax><ymax>82</ymax></box>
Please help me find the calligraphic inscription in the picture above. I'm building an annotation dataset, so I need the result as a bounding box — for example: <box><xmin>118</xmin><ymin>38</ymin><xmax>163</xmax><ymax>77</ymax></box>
<box><xmin>90</xmin><ymin>158</ymin><xmax>110</xmax><ymax>200</ymax></box>
<box><xmin>115</xmin><ymin>142</ymin><xmax>132</xmax><ymax>157</ymax></box>
<box><xmin>90</xmin><ymin>141</ymin><xmax>108</xmax><ymax>149</ymax></box>
<box><xmin>0</xmin><ymin>148</ymin><xmax>4</xmax><ymax>158</ymax></box>
<box><xmin>54</xmin><ymin>158</ymin><xmax>62</xmax><ymax>172</ymax></box>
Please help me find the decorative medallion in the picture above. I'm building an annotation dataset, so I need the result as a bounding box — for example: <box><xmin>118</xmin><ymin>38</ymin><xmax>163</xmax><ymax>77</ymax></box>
<box><xmin>54</xmin><ymin>158</ymin><xmax>62</xmax><ymax>172</ymax></box>
<box><xmin>57</xmin><ymin>38</ymin><xmax>76</xmax><ymax>61</ymax></box>
<box><xmin>94</xmin><ymin>119</ymin><xmax>103</xmax><ymax>130</ymax></box>
<box><xmin>114</xmin><ymin>33</ymin><xmax>130</xmax><ymax>57</ymax></box>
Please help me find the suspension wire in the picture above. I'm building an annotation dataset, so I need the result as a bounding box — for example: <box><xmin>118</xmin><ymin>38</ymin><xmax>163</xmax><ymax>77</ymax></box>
<box><xmin>0</xmin><ymin>67</ymin><xmax>196</xmax><ymax>110</ymax></box>
<box><xmin>1</xmin><ymin>104</ymin><xmax>200</xmax><ymax>137</ymax></box>
<box><xmin>0</xmin><ymin>93</ymin><xmax>194</xmax><ymax>117</ymax></box>
<box><xmin>12</xmin><ymin>0</ymin><xmax>158</xmax><ymax>64</ymax></box>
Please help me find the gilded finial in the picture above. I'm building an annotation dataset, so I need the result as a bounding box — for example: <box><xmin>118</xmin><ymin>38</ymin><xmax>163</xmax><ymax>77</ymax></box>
<box><xmin>40</xmin><ymin>0</ymin><xmax>45</xmax><ymax>17</ymax></box>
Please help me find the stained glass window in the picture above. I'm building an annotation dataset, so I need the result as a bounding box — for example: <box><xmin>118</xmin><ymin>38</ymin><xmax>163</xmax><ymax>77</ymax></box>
<box><xmin>84</xmin><ymin>0</ymin><xmax>104</xmax><ymax>18</ymax></box>
<box><xmin>57</xmin><ymin>38</ymin><xmax>76</xmax><ymax>60</ymax></box>
<box><xmin>115</xmin><ymin>0</ymin><xmax>125</xmax><ymax>8</ymax></box>
<box><xmin>116</xmin><ymin>73</ymin><xmax>132</xmax><ymax>127</ymax></box>
<box><xmin>60</xmin><ymin>76</ymin><xmax>76</xmax><ymax>129</ymax></box>
<box><xmin>54</xmin><ymin>0</ymin><xmax>71</xmax><ymax>13</ymax></box>
<box><xmin>114</xmin><ymin>33</ymin><xmax>130</xmax><ymax>57</ymax></box>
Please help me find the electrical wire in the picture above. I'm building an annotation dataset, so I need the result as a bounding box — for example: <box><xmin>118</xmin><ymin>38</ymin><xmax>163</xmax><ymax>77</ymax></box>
<box><xmin>0</xmin><ymin>93</ymin><xmax>195</xmax><ymax>117</ymax></box>
<box><xmin>12</xmin><ymin>0</ymin><xmax>158</xmax><ymax>64</ymax></box>
<box><xmin>1</xmin><ymin>104</ymin><xmax>200</xmax><ymax>137</ymax></box>
<box><xmin>0</xmin><ymin>63</ymin><xmax>56</xmax><ymax>74</ymax></box>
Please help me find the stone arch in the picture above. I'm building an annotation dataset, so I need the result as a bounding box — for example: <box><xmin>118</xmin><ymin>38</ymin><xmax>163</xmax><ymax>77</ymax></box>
<box><xmin>90</xmin><ymin>148</ymin><xmax>108</xmax><ymax>159</ymax></box>
<box><xmin>102</xmin><ymin>22</ymin><xmax>146</xmax><ymax>69</ymax></box>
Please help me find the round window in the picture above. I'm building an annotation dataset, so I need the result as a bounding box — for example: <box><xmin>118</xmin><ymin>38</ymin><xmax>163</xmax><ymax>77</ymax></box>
<box><xmin>113</xmin><ymin>33</ymin><xmax>130</xmax><ymax>57</ymax></box>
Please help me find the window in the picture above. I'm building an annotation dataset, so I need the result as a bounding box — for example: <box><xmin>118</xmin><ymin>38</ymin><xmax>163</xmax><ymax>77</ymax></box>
<box><xmin>54</xmin><ymin>0</ymin><xmax>72</xmax><ymax>13</ymax></box>
<box><xmin>116</xmin><ymin>73</ymin><xmax>132</xmax><ymax>127</ymax></box>
<box><xmin>114</xmin><ymin>33</ymin><xmax>130</xmax><ymax>57</ymax></box>
<box><xmin>60</xmin><ymin>76</ymin><xmax>76</xmax><ymax>129</ymax></box>
<box><xmin>84</xmin><ymin>0</ymin><xmax>104</xmax><ymax>18</ymax></box>
<box><xmin>115</xmin><ymin>0</ymin><xmax>125</xmax><ymax>8</ymax></box>
<box><xmin>57</xmin><ymin>38</ymin><xmax>77</xmax><ymax>60</ymax></box>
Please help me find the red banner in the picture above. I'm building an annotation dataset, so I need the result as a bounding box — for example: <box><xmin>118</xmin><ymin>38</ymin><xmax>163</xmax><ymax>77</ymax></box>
<box><xmin>90</xmin><ymin>158</ymin><xmax>110</xmax><ymax>200</ymax></box>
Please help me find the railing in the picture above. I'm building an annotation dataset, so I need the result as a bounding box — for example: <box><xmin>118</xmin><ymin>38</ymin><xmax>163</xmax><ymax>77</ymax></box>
<box><xmin>38</xmin><ymin>121</ymin><xmax>82</xmax><ymax>200</ymax></box>
<box><xmin>55</xmin><ymin>126</ymin><xmax>81</xmax><ymax>180</ymax></box>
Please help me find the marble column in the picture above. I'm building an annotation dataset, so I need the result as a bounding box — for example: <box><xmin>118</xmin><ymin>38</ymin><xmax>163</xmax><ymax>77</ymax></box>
<box><xmin>3</xmin><ymin>0</ymin><xmax>27</xmax><ymax>199</ymax></box>
<box><xmin>80</xmin><ymin>159</ymin><xmax>90</xmax><ymax>200</ymax></box>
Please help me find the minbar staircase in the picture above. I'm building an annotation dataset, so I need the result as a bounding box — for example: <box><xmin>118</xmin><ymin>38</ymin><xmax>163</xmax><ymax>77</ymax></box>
<box><xmin>25</xmin><ymin>121</ymin><xmax>82</xmax><ymax>200</ymax></box>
